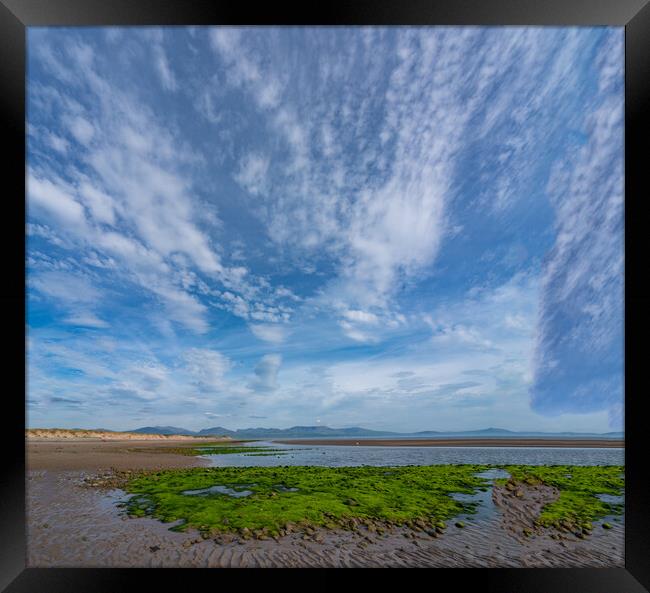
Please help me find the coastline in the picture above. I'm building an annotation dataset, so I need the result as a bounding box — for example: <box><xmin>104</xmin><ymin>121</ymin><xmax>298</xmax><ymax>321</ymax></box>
<box><xmin>273</xmin><ymin>438</ymin><xmax>625</xmax><ymax>448</ymax></box>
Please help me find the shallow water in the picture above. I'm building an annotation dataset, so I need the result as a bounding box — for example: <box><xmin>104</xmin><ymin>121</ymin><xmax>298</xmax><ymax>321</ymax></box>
<box><xmin>201</xmin><ymin>442</ymin><xmax>624</xmax><ymax>468</ymax></box>
<box><xmin>450</xmin><ymin>468</ymin><xmax>511</xmax><ymax>522</ymax></box>
<box><xmin>596</xmin><ymin>493</ymin><xmax>625</xmax><ymax>505</ymax></box>
<box><xmin>182</xmin><ymin>484</ymin><xmax>254</xmax><ymax>498</ymax></box>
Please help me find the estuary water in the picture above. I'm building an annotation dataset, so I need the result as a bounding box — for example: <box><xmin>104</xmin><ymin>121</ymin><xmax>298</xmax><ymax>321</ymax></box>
<box><xmin>201</xmin><ymin>441</ymin><xmax>624</xmax><ymax>468</ymax></box>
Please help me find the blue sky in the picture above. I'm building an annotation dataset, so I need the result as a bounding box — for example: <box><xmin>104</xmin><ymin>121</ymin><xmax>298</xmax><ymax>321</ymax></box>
<box><xmin>26</xmin><ymin>27</ymin><xmax>624</xmax><ymax>433</ymax></box>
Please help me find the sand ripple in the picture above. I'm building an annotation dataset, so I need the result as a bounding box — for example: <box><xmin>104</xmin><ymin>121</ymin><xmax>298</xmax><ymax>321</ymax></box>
<box><xmin>27</xmin><ymin>470</ymin><xmax>624</xmax><ymax>568</ymax></box>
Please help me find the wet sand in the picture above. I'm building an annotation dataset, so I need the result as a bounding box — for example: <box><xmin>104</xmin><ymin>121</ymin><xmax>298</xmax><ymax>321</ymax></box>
<box><xmin>275</xmin><ymin>438</ymin><xmax>625</xmax><ymax>448</ymax></box>
<box><xmin>27</xmin><ymin>439</ymin><xmax>213</xmax><ymax>471</ymax></box>
<box><xmin>26</xmin><ymin>440</ymin><xmax>624</xmax><ymax>568</ymax></box>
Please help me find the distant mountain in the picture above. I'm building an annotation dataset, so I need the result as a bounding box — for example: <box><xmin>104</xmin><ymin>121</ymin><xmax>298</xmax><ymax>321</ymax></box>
<box><xmin>130</xmin><ymin>426</ymin><xmax>197</xmax><ymax>435</ymax></box>
<box><xmin>128</xmin><ymin>425</ymin><xmax>624</xmax><ymax>439</ymax></box>
<box><xmin>196</xmin><ymin>425</ymin><xmax>397</xmax><ymax>438</ymax></box>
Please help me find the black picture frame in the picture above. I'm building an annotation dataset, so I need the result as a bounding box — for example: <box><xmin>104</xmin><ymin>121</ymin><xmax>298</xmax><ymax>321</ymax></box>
<box><xmin>2</xmin><ymin>0</ymin><xmax>649</xmax><ymax>590</ymax></box>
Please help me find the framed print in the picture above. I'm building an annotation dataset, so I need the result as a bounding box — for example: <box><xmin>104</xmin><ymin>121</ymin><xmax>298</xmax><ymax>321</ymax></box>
<box><xmin>2</xmin><ymin>0</ymin><xmax>649</xmax><ymax>591</ymax></box>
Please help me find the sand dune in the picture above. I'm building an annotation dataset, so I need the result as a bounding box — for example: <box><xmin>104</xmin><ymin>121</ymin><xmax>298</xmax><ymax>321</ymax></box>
<box><xmin>26</xmin><ymin>428</ymin><xmax>229</xmax><ymax>442</ymax></box>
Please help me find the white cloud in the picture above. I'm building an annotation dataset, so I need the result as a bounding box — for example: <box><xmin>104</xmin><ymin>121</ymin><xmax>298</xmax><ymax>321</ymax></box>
<box><xmin>45</xmin><ymin>132</ymin><xmax>70</xmax><ymax>154</ymax></box>
<box><xmin>250</xmin><ymin>324</ymin><xmax>288</xmax><ymax>344</ymax></box>
<box><xmin>66</xmin><ymin>115</ymin><xmax>95</xmax><ymax>145</ymax></box>
<box><xmin>235</xmin><ymin>153</ymin><xmax>270</xmax><ymax>196</ymax></box>
<box><xmin>63</xmin><ymin>313</ymin><xmax>110</xmax><ymax>328</ymax></box>
<box><xmin>28</xmin><ymin>175</ymin><xmax>87</xmax><ymax>229</ymax></box>
<box><xmin>154</xmin><ymin>43</ymin><xmax>177</xmax><ymax>91</ymax></box>
<box><xmin>78</xmin><ymin>181</ymin><xmax>117</xmax><ymax>225</ymax></box>
<box><xmin>249</xmin><ymin>354</ymin><xmax>282</xmax><ymax>392</ymax></box>
<box><xmin>342</xmin><ymin>309</ymin><xmax>379</xmax><ymax>325</ymax></box>
<box><xmin>183</xmin><ymin>348</ymin><xmax>231</xmax><ymax>392</ymax></box>
<box><xmin>31</xmin><ymin>271</ymin><xmax>101</xmax><ymax>304</ymax></box>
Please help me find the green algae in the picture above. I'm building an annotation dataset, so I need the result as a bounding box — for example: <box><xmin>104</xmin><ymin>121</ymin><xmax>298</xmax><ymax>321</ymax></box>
<box><xmin>128</xmin><ymin>442</ymin><xmax>285</xmax><ymax>456</ymax></box>
<box><xmin>124</xmin><ymin>465</ymin><xmax>490</xmax><ymax>535</ymax></box>
<box><xmin>121</xmin><ymin>464</ymin><xmax>625</xmax><ymax>537</ymax></box>
<box><xmin>500</xmin><ymin>465</ymin><xmax>624</xmax><ymax>528</ymax></box>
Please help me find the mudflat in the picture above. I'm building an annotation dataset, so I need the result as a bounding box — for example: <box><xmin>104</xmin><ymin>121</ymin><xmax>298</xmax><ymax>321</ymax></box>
<box><xmin>274</xmin><ymin>438</ymin><xmax>624</xmax><ymax>448</ymax></box>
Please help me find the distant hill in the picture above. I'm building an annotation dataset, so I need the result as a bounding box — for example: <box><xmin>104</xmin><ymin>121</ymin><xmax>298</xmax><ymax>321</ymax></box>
<box><xmin>130</xmin><ymin>426</ymin><xmax>197</xmax><ymax>436</ymax></box>
<box><xmin>128</xmin><ymin>425</ymin><xmax>623</xmax><ymax>440</ymax></box>
<box><xmin>196</xmin><ymin>425</ymin><xmax>397</xmax><ymax>438</ymax></box>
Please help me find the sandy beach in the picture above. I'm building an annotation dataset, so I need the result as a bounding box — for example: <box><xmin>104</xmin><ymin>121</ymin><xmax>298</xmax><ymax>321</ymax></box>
<box><xmin>26</xmin><ymin>439</ymin><xmax>214</xmax><ymax>471</ymax></box>
<box><xmin>26</xmin><ymin>439</ymin><xmax>624</xmax><ymax>568</ymax></box>
<box><xmin>274</xmin><ymin>438</ymin><xmax>625</xmax><ymax>448</ymax></box>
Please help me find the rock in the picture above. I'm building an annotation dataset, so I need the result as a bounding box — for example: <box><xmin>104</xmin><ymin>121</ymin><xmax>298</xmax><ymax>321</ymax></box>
<box><xmin>182</xmin><ymin>540</ymin><xmax>192</xmax><ymax>548</ymax></box>
<box><xmin>435</xmin><ymin>521</ymin><xmax>446</xmax><ymax>530</ymax></box>
<box><xmin>455</xmin><ymin>521</ymin><xmax>465</xmax><ymax>528</ymax></box>
<box><xmin>344</xmin><ymin>498</ymin><xmax>359</xmax><ymax>507</ymax></box>
<box><xmin>149</xmin><ymin>545</ymin><xmax>160</xmax><ymax>552</ymax></box>
<box><xmin>523</xmin><ymin>528</ymin><xmax>532</xmax><ymax>537</ymax></box>
<box><xmin>602</xmin><ymin>522</ymin><xmax>612</xmax><ymax>529</ymax></box>
<box><xmin>515</xmin><ymin>490</ymin><xmax>524</xmax><ymax>498</ymax></box>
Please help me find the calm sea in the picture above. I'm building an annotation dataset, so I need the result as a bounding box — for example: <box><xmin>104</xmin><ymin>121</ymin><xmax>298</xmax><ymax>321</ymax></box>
<box><xmin>201</xmin><ymin>441</ymin><xmax>624</xmax><ymax>468</ymax></box>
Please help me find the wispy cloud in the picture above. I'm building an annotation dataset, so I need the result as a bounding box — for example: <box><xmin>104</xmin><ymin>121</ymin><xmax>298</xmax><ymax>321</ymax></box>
<box><xmin>530</xmin><ymin>32</ymin><xmax>624</xmax><ymax>428</ymax></box>
<box><xmin>26</xmin><ymin>27</ymin><xmax>623</xmax><ymax>433</ymax></box>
